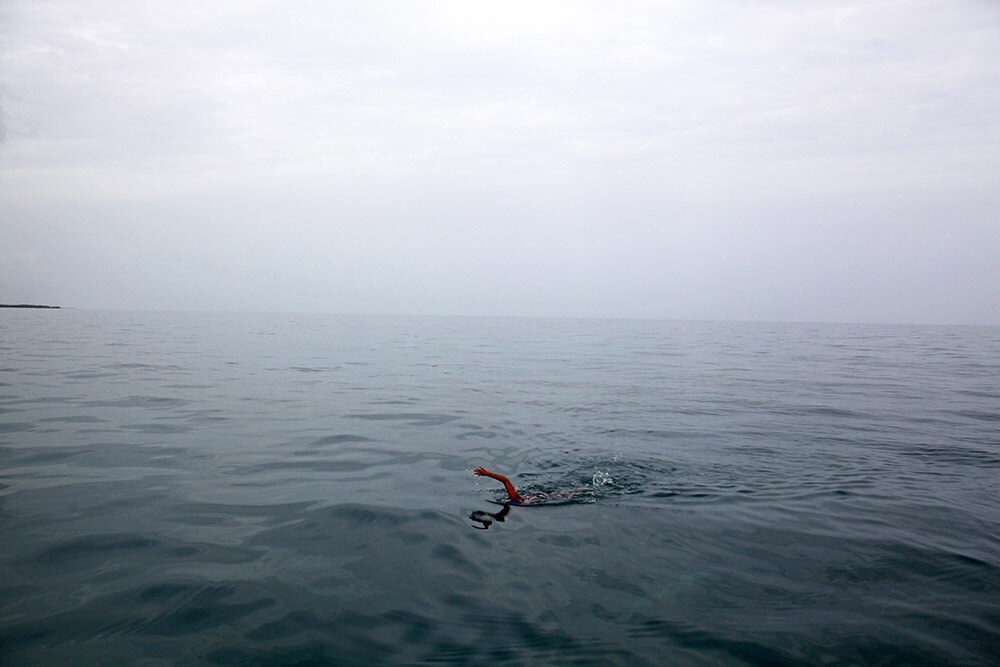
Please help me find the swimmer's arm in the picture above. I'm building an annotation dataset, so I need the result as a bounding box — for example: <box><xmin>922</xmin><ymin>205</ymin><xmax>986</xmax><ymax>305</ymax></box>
<box><xmin>473</xmin><ymin>466</ymin><xmax>525</xmax><ymax>502</ymax></box>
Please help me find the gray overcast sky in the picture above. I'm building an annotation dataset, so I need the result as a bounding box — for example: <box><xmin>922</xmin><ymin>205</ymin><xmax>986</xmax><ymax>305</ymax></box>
<box><xmin>1</xmin><ymin>0</ymin><xmax>998</xmax><ymax>324</ymax></box>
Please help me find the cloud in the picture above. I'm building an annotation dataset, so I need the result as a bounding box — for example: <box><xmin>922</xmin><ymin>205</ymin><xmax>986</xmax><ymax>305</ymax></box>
<box><xmin>1</xmin><ymin>0</ymin><xmax>998</xmax><ymax>322</ymax></box>
<box><xmin>4</xmin><ymin>1</ymin><xmax>997</xmax><ymax>197</ymax></box>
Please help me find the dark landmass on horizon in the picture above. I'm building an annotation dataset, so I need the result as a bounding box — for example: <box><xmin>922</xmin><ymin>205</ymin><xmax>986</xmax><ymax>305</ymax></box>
<box><xmin>0</xmin><ymin>304</ymin><xmax>62</xmax><ymax>309</ymax></box>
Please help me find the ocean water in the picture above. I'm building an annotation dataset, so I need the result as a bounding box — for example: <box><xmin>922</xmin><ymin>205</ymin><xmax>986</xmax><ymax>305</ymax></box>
<box><xmin>1</xmin><ymin>310</ymin><xmax>998</xmax><ymax>666</ymax></box>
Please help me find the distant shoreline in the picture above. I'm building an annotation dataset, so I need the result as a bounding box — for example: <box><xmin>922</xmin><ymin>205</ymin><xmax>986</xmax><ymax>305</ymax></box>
<box><xmin>0</xmin><ymin>304</ymin><xmax>62</xmax><ymax>309</ymax></box>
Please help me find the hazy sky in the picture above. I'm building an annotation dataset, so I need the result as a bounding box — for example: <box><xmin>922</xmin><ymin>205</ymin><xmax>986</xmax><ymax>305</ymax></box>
<box><xmin>2</xmin><ymin>1</ymin><xmax>998</xmax><ymax>324</ymax></box>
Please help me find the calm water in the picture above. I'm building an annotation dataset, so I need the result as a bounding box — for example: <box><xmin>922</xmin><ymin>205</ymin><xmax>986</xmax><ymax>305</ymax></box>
<box><xmin>1</xmin><ymin>310</ymin><xmax>998</xmax><ymax>665</ymax></box>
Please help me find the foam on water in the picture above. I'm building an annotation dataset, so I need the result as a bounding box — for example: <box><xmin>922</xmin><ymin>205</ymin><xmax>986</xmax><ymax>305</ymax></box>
<box><xmin>592</xmin><ymin>469</ymin><xmax>614</xmax><ymax>487</ymax></box>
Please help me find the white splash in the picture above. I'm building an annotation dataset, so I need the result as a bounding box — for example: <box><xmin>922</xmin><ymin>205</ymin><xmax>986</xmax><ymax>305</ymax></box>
<box><xmin>592</xmin><ymin>470</ymin><xmax>614</xmax><ymax>487</ymax></box>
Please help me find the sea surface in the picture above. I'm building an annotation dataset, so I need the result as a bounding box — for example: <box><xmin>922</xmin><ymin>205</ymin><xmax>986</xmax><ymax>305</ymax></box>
<box><xmin>1</xmin><ymin>310</ymin><xmax>998</xmax><ymax>665</ymax></box>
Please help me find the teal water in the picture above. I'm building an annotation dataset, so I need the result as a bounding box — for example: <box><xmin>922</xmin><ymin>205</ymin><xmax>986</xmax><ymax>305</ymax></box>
<box><xmin>1</xmin><ymin>311</ymin><xmax>998</xmax><ymax>665</ymax></box>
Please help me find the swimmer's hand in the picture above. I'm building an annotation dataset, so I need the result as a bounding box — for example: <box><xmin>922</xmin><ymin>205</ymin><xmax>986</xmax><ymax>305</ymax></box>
<box><xmin>472</xmin><ymin>466</ymin><xmax>525</xmax><ymax>502</ymax></box>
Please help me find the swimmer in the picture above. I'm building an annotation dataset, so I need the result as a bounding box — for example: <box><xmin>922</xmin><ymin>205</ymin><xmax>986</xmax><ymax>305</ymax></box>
<box><xmin>473</xmin><ymin>466</ymin><xmax>593</xmax><ymax>505</ymax></box>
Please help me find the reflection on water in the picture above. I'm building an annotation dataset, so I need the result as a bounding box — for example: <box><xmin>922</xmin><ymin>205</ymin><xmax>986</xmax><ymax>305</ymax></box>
<box><xmin>1</xmin><ymin>310</ymin><xmax>999</xmax><ymax>664</ymax></box>
<box><xmin>469</xmin><ymin>503</ymin><xmax>510</xmax><ymax>530</ymax></box>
